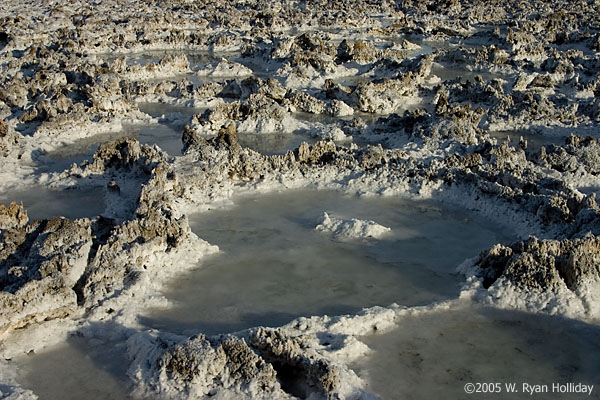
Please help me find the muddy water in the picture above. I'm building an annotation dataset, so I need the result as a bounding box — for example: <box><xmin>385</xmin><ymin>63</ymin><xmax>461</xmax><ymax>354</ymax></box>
<box><xmin>141</xmin><ymin>189</ymin><xmax>514</xmax><ymax>336</ymax></box>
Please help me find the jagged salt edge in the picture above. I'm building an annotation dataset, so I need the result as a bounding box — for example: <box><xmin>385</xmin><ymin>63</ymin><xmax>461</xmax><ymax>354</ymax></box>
<box><xmin>85</xmin><ymin>230</ymin><xmax>219</xmax><ymax>329</ymax></box>
<box><xmin>457</xmin><ymin>258</ymin><xmax>600</xmax><ymax>321</ymax></box>
<box><xmin>124</xmin><ymin>297</ymin><xmax>467</xmax><ymax>400</ymax></box>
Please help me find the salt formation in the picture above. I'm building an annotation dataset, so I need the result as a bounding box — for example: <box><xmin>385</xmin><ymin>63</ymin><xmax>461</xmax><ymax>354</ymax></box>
<box><xmin>196</xmin><ymin>59</ymin><xmax>253</xmax><ymax>78</ymax></box>
<box><xmin>316</xmin><ymin>212</ymin><xmax>391</xmax><ymax>239</ymax></box>
<box><xmin>127</xmin><ymin>332</ymin><xmax>282</xmax><ymax>399</ymax></box>
<box><xmin>0</xmin><ymin>215</ymin><xmax>91</xmax><ymax>333</ymax></box>
<box><xmin>1</xmin><ymin>0</ymin><xmax>600</xmax><ymax>398</ymax></box>
<box><xmin>0</xmin><ymin>119</ymin><xmax>19</xmax><ymax>156</ymax></box>
<box><xmin>460</xmin><ymin>236</ymin><xmax>600</xmax><ymax>318</ymax></box>
<box><xmin>127</xmin><ymin>327</ymin><xmax>363</xmax><ymax>399</ymax></box>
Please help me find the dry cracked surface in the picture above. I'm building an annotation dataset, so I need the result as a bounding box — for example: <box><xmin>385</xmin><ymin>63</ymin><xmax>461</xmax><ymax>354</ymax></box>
<box><xmin>1</xmin><ymin>0</ymin><xmax>600</xmax><ymax>399</ymax></box>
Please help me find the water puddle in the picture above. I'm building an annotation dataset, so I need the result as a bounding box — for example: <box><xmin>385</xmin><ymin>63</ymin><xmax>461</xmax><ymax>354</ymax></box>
<box><xmin>431</xmin><ymin>63</ymin><xmax>513</xmax><ymax>84</ymax></box>
<box><xmin>15</xmin><ymin>335</ymin><xmax>132</xmax><ymax>400</ymax></box>
<box><xmin>137</xmin><ymin>102</ymin><xmax>204</xmax><ymax>122</ymax></box>
<box><xmin>41</xmin><ymin>130</ymin><xmax>134</xmax><ymax>173</ymax></box>
<box><xmin>350</xmin><ymin>304</ymin><xmax>600</xmax><ymax>400</ymax></box>
<box><xmin>140</xmin><ymin>189</ymin><xmax>513</xmax><ymax>336</ymax></box>
<box><xmin>237</xmin><ymin>132</ymin><xmax>317</xmax><ymax>155</ymax></box>
<box><xmin>135</xmin><ymin>102</ymin><xmax>206</xmax><ymax>155</ymax></box>
<box><xmin>38</xmin><ymin>120</ymin><xmax>187</xmax><ymax>174</ymax></box>
<box><xmin>97</xmin><ymin>49</ymin><xmax>230</xmax><ymax>70</ymax></box>
<box><xmin>488</xmin><ymin>129</ymin><xmax>564</xmax><ymax>152</ymax></box>
<box><xmin>121</xmin><ymin>123</ymin><xmax>183</xmax><ymax>156</ymax></box>
<box><xmin>0</xmin><ymin>185</ymin><xmax>105</xmax><ymax>221</ymax></box>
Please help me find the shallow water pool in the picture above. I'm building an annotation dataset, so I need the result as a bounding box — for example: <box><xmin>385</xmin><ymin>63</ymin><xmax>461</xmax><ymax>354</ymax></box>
<box><xmin>237</xmin><ymin>131</ymin><xmax>317</xmax><ymax>155</ymax></box>
<box><xmin>42</xmin><ymin>130</ymin><xmax>134</xmax><ymax>173</ymax></box>
<box><xmin>488</xmin><ymin>129</ymin><xmax>564</xmax><ymax>152</ymax></box>
<box><xmin>39</xmin><ymin>121</ymin><xmax>187</xmax><ymax>174</ymax></box>
<box><xmin>0</xmin><ymin>185</ymin><xmax>105</xmax><ymax>221</ymax></box>
<box><xmin>15</xmin><ymin>335</ymin><xmax>132</xmax><ymax>400</ymax></box>
<box><xmin>137</xmin><ymin>102</ymin><xmax>204</xmax><ymax>123</ymax></box>
<box><xmin>141</xmin><ymin>189</ymin><xmax>513</xmax><ymax>336</ymax></box>
<box><xmin>350</xmin><ymin>304</ymin><xmax>600</xmax><ymax>400</ymax></box>
<box><xmin>121</xmin><ymin>123</ymin><xmax>184</xmax><ymax>156</ymax></box>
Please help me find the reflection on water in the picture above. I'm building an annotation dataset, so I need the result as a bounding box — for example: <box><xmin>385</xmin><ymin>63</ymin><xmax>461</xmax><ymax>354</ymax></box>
<box><xmin>141</xmin><ymin>189</ymin><xmax>513</xmax><ymax>336</ymax></box>
<box><xmin>121</xmin><ymin>123</ymin><xmax>183</xmax><ymax>156</ymax></box>
<box><xmin>237</xmin><ymin>131</ymin><xmax>316</xmax><ymax>155</ymax></box>
<box><xmin>41</xmin><ymin>123</ymin><xmax>182</xmax><ymax>173</ymax></box>
<box><xmin>488</xmin><ymin>129</ymin><xmax>564</xmax><ymax>152</ymax></box>
<box><xmin>39</xmin><ymin>113</ymin><xmax>191</xmax><ymax>173</ymax></box>
<box><xmin>137</xmin><ymin>102</ymin><xmax>204</xmax><ymax>122</ymax></box>
<box><xmin>97</xmin><ymin>49</ymin><xmax>234</xmax><ymax>69</ymax></box>
<box><xmin>350</xmin><ymin>304</ymin><xmax>600</xmax><ymax>400</ymax></box>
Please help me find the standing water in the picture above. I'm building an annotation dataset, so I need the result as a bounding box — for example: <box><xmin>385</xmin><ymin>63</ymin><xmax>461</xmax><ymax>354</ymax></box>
<box><xmin>349</xmin><ymin>303</ymin><xmax>600</xmax><ymax>399</ymax></box>
<box><xmin>0</xmin><ymin>186</ymin><xmax>105</xmax><ymax>221</ymax></box>
<box><xmin>15</xmin><ymin>334</ymin><xmax>132</xmax><ymax>400</ymax></box>
<box><xmin>37</xmin><ymin>103</ymin><xmax>199</xmax><ymax>174</ymax></box>
<box><xmin>237</xmin><ymin>132</ymin><xmax>317</xmax><ymax>155</ymax></box>
<box><xmin>140</xmin><ymin>189</ymin><xmax>514</xmax><ymax>335</ymax></box>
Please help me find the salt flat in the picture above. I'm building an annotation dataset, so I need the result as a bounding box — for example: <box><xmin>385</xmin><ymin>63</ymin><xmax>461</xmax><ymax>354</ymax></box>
<box><xmin>1</xmin><ymin>0</ymin><xmax>599</xmax><ymax>398</ymax></box>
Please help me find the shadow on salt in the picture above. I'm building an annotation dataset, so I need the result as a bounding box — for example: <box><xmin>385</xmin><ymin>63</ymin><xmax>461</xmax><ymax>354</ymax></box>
<box><xmin>140</xmin><ymin>189</ymin><xmax>515</xmax><ymax>336</ymax></box>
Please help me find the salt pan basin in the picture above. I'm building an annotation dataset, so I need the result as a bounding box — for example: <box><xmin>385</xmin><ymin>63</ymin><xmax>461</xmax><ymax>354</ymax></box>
<box><xmin>141</xmin><ymin>189</ymin><xmax>513</xmax><ymax>335</ymax></box>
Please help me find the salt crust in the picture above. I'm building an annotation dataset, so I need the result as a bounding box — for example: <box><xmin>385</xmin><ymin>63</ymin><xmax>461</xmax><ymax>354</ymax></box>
<box><xmin>315</xmin><ymin>212</ymin><xmax>391</xmax><ymax>239</ymax></box>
